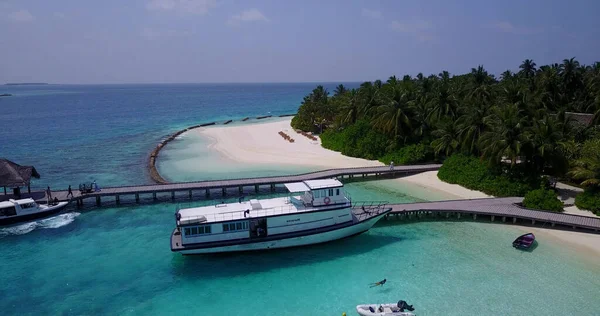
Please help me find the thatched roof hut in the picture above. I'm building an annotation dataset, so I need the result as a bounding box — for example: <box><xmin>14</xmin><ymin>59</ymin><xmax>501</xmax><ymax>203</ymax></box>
<box><xmin>0</xmin><ymin>158</ymin><xmax>40</xmax><ymax>192</ymax></box>
<box><xmin>565</xmin><ymin>112</ymin><xmax>595</xmax><ymax>127</ymax></box>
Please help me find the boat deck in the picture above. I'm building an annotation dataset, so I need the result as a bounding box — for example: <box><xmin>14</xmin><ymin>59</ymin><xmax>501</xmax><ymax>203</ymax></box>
<box><xmin>171</xmin><ymin>229</ymin><xmax>183</xmax><ymax>251</ymax></box>
<box><xmin>178</xmin><ymin>196</ymin><xmax>352</xmax><ymax>224</ymax></box>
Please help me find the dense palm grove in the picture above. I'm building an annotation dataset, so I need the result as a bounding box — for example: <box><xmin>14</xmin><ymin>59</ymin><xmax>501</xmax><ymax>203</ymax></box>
<box><xmin>292</xmin><ymin>58</ymin><xmax>600</xmax><ymax>214</ymax></box>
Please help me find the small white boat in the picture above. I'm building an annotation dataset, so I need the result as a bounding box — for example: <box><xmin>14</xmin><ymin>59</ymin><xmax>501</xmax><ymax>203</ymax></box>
<box><xmin>356</xmin><ymin>300</ymin><xmax>415</xmax><ymax>316</ymax></box>
<box><xmin>0</xmin><ymin>198</ymin><xmax>68</xmax><ymax>226</ymax></box>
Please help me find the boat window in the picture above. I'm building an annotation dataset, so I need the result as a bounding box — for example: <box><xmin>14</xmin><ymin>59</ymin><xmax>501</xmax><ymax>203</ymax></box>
<box><xmin>186</xmin><ymin>225</ymin><xmax>212</xmax><ymax>236</ymax></box>
<box><xmin>328</xmin><ymin>189</ymin><xmax>333</xmax><ymax>196</ymax></box>
<box><xmin>223</xmin><ymin>221</ymin><xmax>249</xmax><ymax>232</ymax></box>
<box><xmin>0</xmin><ymin>206</ymin><xmax>17</xmax><ymax>216</ymax></box>
<box><xmin>336</xmin><ymin>189</ymin><xmax>340</xmax><ymax>196</ymax></box>
<box><xmin>315</xmin><ymin>190</ymin><xmax>321</xmax><ymax>198</ymax></box>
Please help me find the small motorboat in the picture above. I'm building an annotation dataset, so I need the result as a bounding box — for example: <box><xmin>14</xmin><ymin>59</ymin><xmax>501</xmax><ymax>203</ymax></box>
<box><xmin>356</xmin><ymin>300</ymin><xmax>415</xmax><ymax>316</ymax></box>
<box><xmin>0</xmin><ymin>198</ymin><xmax>69</xmax><ymax>226</ymax></box>
<box><xmin>512</xmin><ymin>233</ymin><xmax>535</xmax><ymax>249</ymax></box>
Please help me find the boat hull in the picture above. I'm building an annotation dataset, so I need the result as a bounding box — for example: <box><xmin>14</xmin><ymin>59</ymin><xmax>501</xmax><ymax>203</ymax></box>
<box><xmin>177</xmin><ymin>210</ymin><xmax>389</xmax><ymax>254</ymax></box>
<box><xmin>0</xmin><ymin>202</ymin><xmax>69</xmax><ymax>226</ymax></box>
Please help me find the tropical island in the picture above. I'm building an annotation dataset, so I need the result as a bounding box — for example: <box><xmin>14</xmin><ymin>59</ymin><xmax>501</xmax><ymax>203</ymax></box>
<box><xmin>291</xmin><ymin>58</ymin><xmax>600</xmax><ymax>215</ymax></box>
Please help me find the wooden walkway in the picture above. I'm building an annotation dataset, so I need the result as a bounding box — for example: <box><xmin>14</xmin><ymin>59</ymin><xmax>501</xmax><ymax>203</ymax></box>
<box><xmin>43</xmin><ymin>164</ymin><xmax>442</xmax><ymax>206</ymax></box>
<box><xmin>386</xmin><ymin>197</ymin><xmax>600</xmax><ymax>232</ymax></box>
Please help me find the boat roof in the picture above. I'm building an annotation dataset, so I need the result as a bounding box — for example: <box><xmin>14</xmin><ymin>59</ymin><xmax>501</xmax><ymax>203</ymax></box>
<box><xmin>284</xmin><ymin>179</ymin><xmax>343</xmax><ymax>193</ymax></box>
<box><xmin>0</xmin><ymin>198</ymin><xmax>35</xmax><ymax>208</ymax></box>
<box><xmin>178</xmin><ymin>196</ymin><xmax>308</xmax><ymax>224</ymax></box>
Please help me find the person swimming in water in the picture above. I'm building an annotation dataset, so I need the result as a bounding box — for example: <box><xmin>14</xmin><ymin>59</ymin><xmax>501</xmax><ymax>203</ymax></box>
<box><xmin>369</xmin><ymin>279</ymin><xmax>387</xmax><ymax>287</ymax></box>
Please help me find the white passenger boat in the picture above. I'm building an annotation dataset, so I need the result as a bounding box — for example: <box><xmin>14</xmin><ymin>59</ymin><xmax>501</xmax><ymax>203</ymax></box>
<box><xmin>356</xmin><ymin>300</ymin><xmax>416</xmax><ymax>316</ymax></box>
<box><xmin>170</xmin><ymin>179</ymin><xmax>391</xmax><ymax>254</ymax></box>
<box><xmin>0</xmin><ymin>198</ymin><xmax>68</xmax><ymax>226</ymax></box>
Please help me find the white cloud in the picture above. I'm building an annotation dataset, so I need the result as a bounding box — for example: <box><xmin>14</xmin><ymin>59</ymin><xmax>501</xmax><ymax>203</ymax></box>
<box><xmin>146</xmin><ymin>0</ymin><xmax>216</xmax><ymax>15</ymax></box>
<box><xmin>362</xmin><ymin>8</ymin><xmax>382</xmax><ymax>19</ymax></box>
<box><xmin>491</xmin><ymin>21</ymin><xmax>542</xmax><ymax>35</ymax></box>
<box><xmin>227</xmin><ymin>8</ymin><xmax>268</xmax><ymax>26</ymax></box>
<box><xmin>53</xmin><ymin>12</ymin><xmax>66</xmax><ymax>19</ymax></box>
<box><xmin>8</xmin><ymin>9</ymin><xmax>34</xmax><ymax>22</ymax></box>
<box><xmin>390</xmin><ymin>19</ymin><xmax>434</xmax><ymax>42</ymax></box>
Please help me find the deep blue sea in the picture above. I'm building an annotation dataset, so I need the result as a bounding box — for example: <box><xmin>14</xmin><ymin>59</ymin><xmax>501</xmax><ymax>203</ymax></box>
<box><xmin>0</xmin><ymin>83</ymin><xmax>353</xmax><ymax>190</ymax></box>
<box><xmin>1</xmin><ymin>84</ymin><xmax>599</xmax><ymax>316</ymax></box>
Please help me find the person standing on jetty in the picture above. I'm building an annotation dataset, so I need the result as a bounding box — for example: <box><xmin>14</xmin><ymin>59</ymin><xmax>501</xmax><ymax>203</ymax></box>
<box><xmin>67</xmin><ymin>185</ymin><xmax>73</xmax><ymax>198</ymax></box>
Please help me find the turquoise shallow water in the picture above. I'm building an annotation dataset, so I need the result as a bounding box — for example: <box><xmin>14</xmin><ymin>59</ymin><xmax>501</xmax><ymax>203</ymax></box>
<box><xmin>1</xmin><ymin>84</ymin><xmax>600</xmax><ymax>315</ymax></box>
<box><xmin>2</xmin><ymin>189</ymin><xmax>599</xmax><ymax>315</ymax></box>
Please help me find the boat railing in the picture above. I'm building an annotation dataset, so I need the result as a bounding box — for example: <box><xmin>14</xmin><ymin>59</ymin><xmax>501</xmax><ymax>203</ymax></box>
<box><xmin>351</xmin><ymin>201</ymin><xmax>389</xmax><ymax>221</ymax></box>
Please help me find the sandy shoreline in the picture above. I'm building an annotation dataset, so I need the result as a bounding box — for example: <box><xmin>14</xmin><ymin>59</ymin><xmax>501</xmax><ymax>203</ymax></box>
<box><xmin>189</xmin><ymin>118</ymin><xmax>600</xmax><ymax>259</ymax></box>
<box><xmin>197</xmin><ymin>118</ymin><xmax>383</xmax><ymax>169</ymax></box>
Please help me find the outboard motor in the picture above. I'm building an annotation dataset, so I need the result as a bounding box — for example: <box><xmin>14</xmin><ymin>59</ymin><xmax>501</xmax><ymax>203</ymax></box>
<box><xmin>397</xmin><ymin>300</ymin><xmax>414</xmax><ymax>312</ymax></box>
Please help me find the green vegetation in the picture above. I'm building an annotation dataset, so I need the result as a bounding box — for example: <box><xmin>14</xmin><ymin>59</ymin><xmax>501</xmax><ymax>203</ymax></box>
<box><xmin>292</xmin><ymin>58</ymin><xmax>600</xmax><ymax>195</ymax></box>
<box><xmin>523</xmin><ymin>188</ymin><xmax>564</xmax><ymax>212</ymax></box>
<box><xmin>437</xmin><ymin>154</ymin><xmax>538</xmax><ymax>196</ymax></box>
<box><xmin>574</xmin><ymin>189</ymin><xmax>600</xmax><ymax>215</ymax></box>
<box><xmin>379</xmin><ymin>144</ymin><xmax>432</xmax><ymax>165</ymax></box>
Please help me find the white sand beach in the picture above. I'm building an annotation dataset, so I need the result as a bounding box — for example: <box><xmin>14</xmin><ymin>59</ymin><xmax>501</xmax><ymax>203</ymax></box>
<box><xmin>197</xmin><ymin>118</ymin><xmax>384</xmax><ymax>169</ymax></box>
<box><xmin>191</xmin><ymin>118</ymin><xmax>600</xmax><ymax>258</ymax></box>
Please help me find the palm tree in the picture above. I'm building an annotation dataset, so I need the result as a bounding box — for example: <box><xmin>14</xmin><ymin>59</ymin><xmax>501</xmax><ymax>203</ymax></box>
<box><xmin>456</xmin><ymin>102</ymin><xmax>490</xmax><ymax>155</ymax></box>
<box><xmin>438</xmin><ymin>71</ymin><xmax>451</xmax><ymax>82</ymax></box>
<box><xmin>528</xmin><ymin>114</ymin><xmax>567</xmax><ymax>173</ymax></box>
<box><xmin>428</xmin><ymin>85</ymin><xmax>457</xmax><ymax>122</ymax></box>
<box><xmin>431</xmin><ymin>119</ymin><xmax>460</xmax><ymax>156</ymax></box>
<box><xmin>568</xmin><ymin>138</ymin><xmax>600</xmax><ymax>188</ymax></box>
<box><xmin>501</xmin><ymin>70</ymin><xmax>514</xmax><ymax>81</ymax></box>
<box><xmin>357</xmin><ymin>81</ymin><xmax>380</xmax><ymax>117</ymax></box>
<box><xmin>333</xmin><ymin>84</ymin><xmax>347</xmax><ymax>97</ymax></box>
<box><xmin>338</xmin><ymin>89</ymin><xmax>359</xmax><ymax>126</ymax></box>
<box><xmin>479</xmin><ymin>104</ymin><xmax>531</xmax><ymax>166</ymax></box>
<box><xmin>519</xmin><ymin>59</ymin><xmax>537</xmax><ymax>79</ymax></box>
<box><xmin>373</xmin><ymin>86</ymin><xmax>412</xmax><ymax>141</ymax></box>
<box><xmin>386</xmin><ymin>75</ymin><xmax>399</xmax><ymax>86</ymax></box>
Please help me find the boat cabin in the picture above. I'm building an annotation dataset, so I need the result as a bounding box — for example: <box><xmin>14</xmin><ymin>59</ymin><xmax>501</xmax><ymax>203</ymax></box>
<box><xmin>0</xmin><ymin>198</ymin><xmax>39</xmax><ymax>217</ymax></box>
<box><xmin>173</xmin><ymin>179</ymin><xmax>352</xmax><ymax>247</ymax></box>
<box><xmin>284</xmin><ymin>179</ymin><xmax>348</xmax><ymax>207</ymax></box>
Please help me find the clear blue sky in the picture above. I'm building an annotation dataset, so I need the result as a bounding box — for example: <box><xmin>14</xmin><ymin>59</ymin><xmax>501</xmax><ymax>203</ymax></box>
<box><xmin>1</xmin><ymin>0</ymin><xmax>599</xmax><ymax>84</ymax></box>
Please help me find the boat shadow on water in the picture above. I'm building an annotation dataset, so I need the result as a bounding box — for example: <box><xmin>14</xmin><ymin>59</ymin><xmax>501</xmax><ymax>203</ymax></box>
<box><xmin>170</xmin><ymin>233</ymin><xmax>401</xmax><ymax>280</ymax></box>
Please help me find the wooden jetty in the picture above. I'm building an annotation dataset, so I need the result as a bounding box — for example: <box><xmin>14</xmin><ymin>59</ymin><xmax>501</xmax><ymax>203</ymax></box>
<box><xmin>385</xmin><ymin>197</ymin><xmax>600</xmax><ymax>233</ymax></box>
<box><xmin>44</xmin><ymin>164</ymin><xmax>441</xmax><ymax>206</ymax></box>
<box><xmin>31</xmin><ymin>166</ymin><xmax>600</xmax><ymax>233</ymax></box>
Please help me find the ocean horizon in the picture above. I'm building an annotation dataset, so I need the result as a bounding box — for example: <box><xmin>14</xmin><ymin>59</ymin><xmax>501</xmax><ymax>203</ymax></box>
<box><xmin>1</xmin><ymin>84</ymin><xmax>599</xmax><ymax>315</ymax></box>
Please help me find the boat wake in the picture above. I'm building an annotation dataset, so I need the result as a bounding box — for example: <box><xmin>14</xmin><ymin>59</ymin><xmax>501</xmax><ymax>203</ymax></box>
<box><xmin>0</xmin><ymin>212</ymin><xmax>80</xmax><ymax>237</ymax></box>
